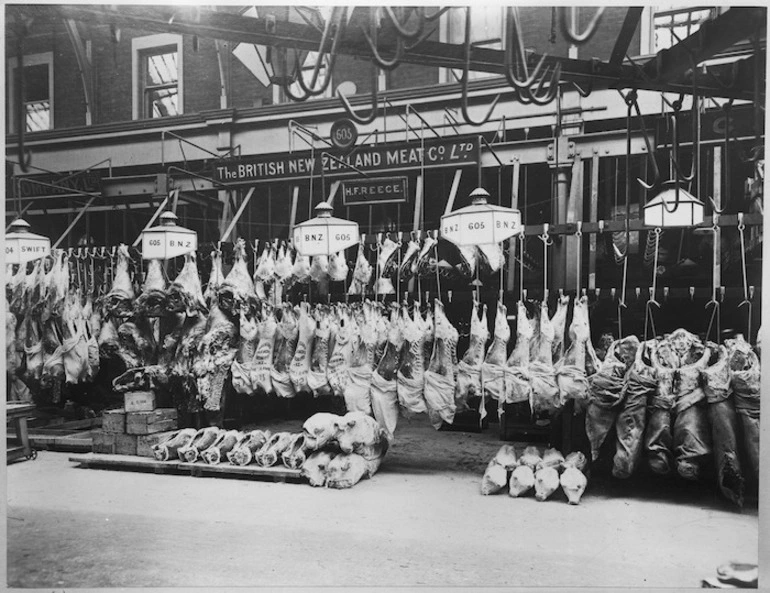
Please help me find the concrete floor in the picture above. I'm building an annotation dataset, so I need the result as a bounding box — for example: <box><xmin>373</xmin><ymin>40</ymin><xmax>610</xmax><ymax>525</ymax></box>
<box><xmin>6</xmin><ymin>418</ymin><xmax>759</xmax><ymax>588</ymax></box>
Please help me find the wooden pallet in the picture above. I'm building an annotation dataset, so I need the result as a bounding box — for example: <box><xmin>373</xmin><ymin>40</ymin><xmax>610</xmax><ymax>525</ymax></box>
<box><xmin>68</xmin><ymin>454</ymin><xmax>306</xmax><ymax>484</ymax></box>
<box><xmin>28</xmin><ymin>430</ymin><xmax>95</xmax><ymax>453</ymax></box>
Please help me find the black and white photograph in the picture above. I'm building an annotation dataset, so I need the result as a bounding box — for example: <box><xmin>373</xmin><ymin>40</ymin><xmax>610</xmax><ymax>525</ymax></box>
<box><xmin>3</xmin><ymin>2</ymin><xmax>768</xmax><ymax>589</ymax></box>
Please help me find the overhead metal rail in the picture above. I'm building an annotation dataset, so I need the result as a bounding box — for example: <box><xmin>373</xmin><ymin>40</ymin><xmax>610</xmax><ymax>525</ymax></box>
<box><xmin>44</xmin><ymin>4</ymin><xmax>764</xmax><ymax>101</ymax></box>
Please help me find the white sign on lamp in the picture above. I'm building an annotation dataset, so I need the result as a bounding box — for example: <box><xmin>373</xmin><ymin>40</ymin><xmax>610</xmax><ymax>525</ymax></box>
<box><xmin>441</xmin><ymin>187</ymin><xmax>522</xmax><ymax>246</ymax></box>
<box><xmin>643</xmin><ymin>181</ymin><xmax>704</xmax><ymax>228</ymax></box>
<box><xmin>141</xmin><ymin>211</ymin><xmax>198</xmax><ymax>260</ymax></box>
<box><xmin>5</xmin><ymin>219</ymin><xmax>51</xmax><ymax>264</ymax></box>
<box><xmin>292</xmin><ymin>201</ymin><xmax>360</xmax><ymax>256</ymax></box>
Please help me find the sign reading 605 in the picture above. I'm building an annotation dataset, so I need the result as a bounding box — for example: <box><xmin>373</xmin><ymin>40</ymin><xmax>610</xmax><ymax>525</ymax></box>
<box><xmin>330</xmin><ymin>118</ymin><xmax>358</xmax><ymax>150</ymax></box>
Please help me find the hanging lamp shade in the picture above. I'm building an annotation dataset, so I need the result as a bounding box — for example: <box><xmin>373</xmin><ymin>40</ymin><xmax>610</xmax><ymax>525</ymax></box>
<box><xmin>141</xmin><ymin>211</ymin><xmax>198</xmax><ymax>260</ymax></box>
<box><xmin>440</xmin><ymin>187</ymin><xmax>522</xmax><ymax>246</ymax></box>
<box><xmin>5</xmin><ymin>218</ymin><xmax>51</xmax><ymax>264</ymax></box>
<box><xmin>643</xmin><ymin>181</ymin><xmax>704</xmax><ymax>228</ymax></box>
<box><xmin>292</xmin><ymin>201</ymin><xmax>360</xmax><ymax>256</ymax></box>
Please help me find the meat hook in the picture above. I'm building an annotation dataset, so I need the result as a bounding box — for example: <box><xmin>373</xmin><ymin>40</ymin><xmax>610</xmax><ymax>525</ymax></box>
<box><xmin>504</xmin><ymin>8</ymin><xmax>550</xmax><ymax>94</ymax></box>
<box><xmin>461</xmin><ymin>7</ymin><xmax>501</xmax><ymax>126</ymax></box>
<box><xmin>383</xmin><ymin>7</ymin><xmax>424</xmax><ymax>40</ymax></box>
<box><xmin>558</xmin><ymin>7</ymin><xmax>605</xmax><ymax>45</ymax></box>
<box><xmin>361</xmin><ymin>8</ymin><xmax>404</xmax><ymax>71</ymax></box>
<box><xmin>620</xmin><ymin>90</ymin><xmax>661</xmax><ymax>191</ymax></box>
<box><xmin>337</xmin><ymin>62</ymin><xmax>379</xmax><ymax>125</ymax></box>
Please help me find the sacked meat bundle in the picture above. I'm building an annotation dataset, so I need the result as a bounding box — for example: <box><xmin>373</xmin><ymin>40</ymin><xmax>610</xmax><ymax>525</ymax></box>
<box><xmin>517</xmin><ymin>445</ymin><xmax>542</xmax><ymax>470</ymax></box>
<box><xmin>289</xmin><ymin>303</ymin><xmax>315</xmax><ymax>393</ymax></box>
<box><xmin>424</xmin><ymin>300</ymin><xmax>458</xmax><ymax>429</ymax></box>
<box><xmin>347</xmin><ymin>243</ymin><xmax>372</xmax><ymax>295</ymax></box>
<box><xmin>536</xmin><ymin>448</ymin><xmax>565</xmax><ymax>471</ymax></box>
<box><xmin>228</xmin><ymin>430</ymin><xmax>272</xmax><ymax>466</ymax></box>
<box><xmin>555</xmin><ymin>296</ymin><xmax>591</xmax><ymax>408</ymax></box>
<box><xmin>251</xmin><ymin>308</ymin><xmax>277</xmax><ymax>394</ymax></box>
<box><xmin>481</xmin><ymin>445</ymin><xmax>517</xmax><ymax>495</ymax></box>
<box><xmin>334</xmin><ymin>411</ymin><xmax>389</xmax><ymax>472</ymax></box>
<box><xmin>152</xmin><ymin>428</ymin><xmax>197</xmax><ymax>461</ymax></box>
<box><xmin>529</xmin><ymin>301</ymin><xmax>560</xmax><ymax>419</ymax></box>
<box><xmin>585</xmin><ymin>335</ymin><xmax>639</xmax><ymax>462</ymax></box>
<box><xmin>397</xmin><ymin>305</ymin><xmax>428</xmax><ymax>417</ymax></box>
<box><xmin>302</xmin><ymin>412</ymin><xmax>343</xmax><ymax>451</ymax></box>
<box><xmin>201</xmin><ymin>430</ymin><xmax>243</xmax><ymax>465</ymax></box>
<box><xmin>230</xmin><ymin>311</ymin><xmax>260</xmax><ymax>395</ymax></box>
<box><xmin>455</xmin><ymin>302</ymin><xmax>489</xmax><ymax>414</ymax></box>
<box><xmin>343</xmin><ymin>305</ymin><xmax>377</xmax><ymax>415</ymax></box>
<box><xmin>307</xmin><ymin>308</ymin><xmax>333</xmax><ymax>397</ymax></box>
<box><xmin>325</xmin><ymin>452</ymin><xmax>383</xmax><ymax>489</ymax></box>
<box><xmin>703</xmin><ymin>343</ymin><xmax>744</xmax><ymax>506</ymax></box>
<box><xmin>179</xmin><ymin>427</ymin><xmax>221</xmax><ymax>463</ymax></box>
<box><xmin>560</xmin><ymin>466</ymin><xmax>588</xmax><ymax>505</ymax></box>
<box><xmin>134</xmin><ymin>259</ymin><xmax>167</xmax><ymax>317</ymax></box>
<box><xmin>502</xmin><ymin>301</ymin><xmax>534</xmax><ymax>413</ymax></box>
<box><xmin>192</xmin><ymin>304</ymin><xmax>238</xmax><ymax>412</ymax></box>
<box><xmin>166</xmin><ymin>252</ymin><xmax>207</xmax><ymax>316</ymax></box>
<box><xmin>481</xmin><ymin>300</ymin><xmax>510</xmax><ymax>406</ymax></box>
<box><xmin>534</xmin><ymin>466</ymin><xmax>561</xmax><ymax>501</ymax></box>
<box><xmin>370</xmin><ymin>306</ymin><xmax>402</xmax><ymax>441</ymax></box>
<box><xmin>302</xmin><ymin>451</ymin><xmax>337</xmax><ymax>487</ymax></box>
<box><xmin>726</xmin><ymin>334</ymin><xmax>761</xmax><ymax>482</ymax></box>
<box><xmin>255</xmin><ymin>432</ymin><xmax>293</xmax><ymax>467</ymax></box>
<box><xmin>271</xmin><ymin>306</ymin><xmax>299</xmax><ymax>398</ymax></box>
<box><xmin>645</xmin><ymin>338</ymin><xmax>679</xmax><ymax>475</ymax></box>
<box><xmin>612</xmin><ymin>340</ymin><xmax>656</xmax><ymax>479</ymax></box>
<box><xmin>327</xmin><ymin>307</ymin><xmax>354</xmax><ymax>399</ymax></box>
<box><xmin>104</xmin><ymin>245</ymin><xmax>136</xmax><ymax>318</ymax></box>
<box><xmin>509</xmin><ymin>465</ymin><xmax>535</xmax><ymax>498</ymax></box>
<box><xmin>218</xmin><ymin>238</ymin><xmax>258</xmax><ymax>317</ymax></box>
<box><xmin>281</xmin><ymin>434</ymin><xmax>309</xmax><ymax>469</ymax></box>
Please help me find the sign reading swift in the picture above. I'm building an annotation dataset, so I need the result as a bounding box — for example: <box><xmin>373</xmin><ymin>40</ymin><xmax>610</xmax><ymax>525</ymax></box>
<box><xmin>342</xmin><ymin>177</ymin><xmax>408</xmax><ymax>206</ymax></box>
<box><xmin>215</xmin><ymin>136</ymin><xmax>479</xmax><ymax>183</ymax></box>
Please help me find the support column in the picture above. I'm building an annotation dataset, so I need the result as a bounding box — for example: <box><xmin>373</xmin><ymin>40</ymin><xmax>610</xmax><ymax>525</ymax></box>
<box><xmin>565</xmin><ymin>156</ymin><xmax>584</xmax><ymax>291</ymax></box>
<box><xmin>551</xmin><ymin>165</ymin><xmax>570</xmax><ymax>293</ymax></box>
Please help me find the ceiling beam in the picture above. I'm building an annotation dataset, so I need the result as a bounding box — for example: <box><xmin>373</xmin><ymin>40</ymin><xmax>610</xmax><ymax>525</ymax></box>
<box><xmin>609</xmin><ymin>7</ymin><xmax>645</xmax><ymax>66</ymax></box>
<box><xmin>44</xmin><ymin>4</ymin><xmax>762</xmax><ymax>101</ymax></box>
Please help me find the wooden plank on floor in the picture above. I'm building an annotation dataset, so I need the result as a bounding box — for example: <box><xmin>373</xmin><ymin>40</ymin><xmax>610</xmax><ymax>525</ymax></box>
<box><xmin>177</xmin><ymin>461</ymin><xmax>304</xmax><ymax>483</ymax></box>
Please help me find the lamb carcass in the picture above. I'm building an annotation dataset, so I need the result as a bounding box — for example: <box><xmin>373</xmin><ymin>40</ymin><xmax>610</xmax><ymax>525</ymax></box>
<box><xmin>166</xmin><ymin>252</ymin><xmax>207</xmax><ymax>316</ymax></box>
<box><xmin>343</xmin><ymin>305</ymin><xmax>377</xmax><ymax>415</ymax></box>
<box><xmin>134</xmin><ymin>259</ymin><xmax>167</xmax><ymax>317</ymax></box>
<box><xmin>307</xmin><ymin>308</ymin><xmax>333</xmax><ymax>397</ymax></box>
<box><xmin>281</xmin><ymin>433</ymin><xmax>309</xmax><ymax>469</ymax></box>
<box><xmin>334</xmin><ymin>411</ymin><xmax>389</xmax><ymax>460</ymax></box>
<box><xmin>375</xmin><ymin>237</ymin><xmax>399</xmax><ymax>295</ymax></box>
<box><xmin>179</xmin><ymin>427</ymin><xmax>221</xmax><ymax>463</ymax></box>
<box><xmin>97</xmin><ymin>316</ymin><xmax>120</xmax><ymax>359</ymax></box>
<box><xmin>481</xmin><ymin>300</ymin><xmax>510</xmax><ymax>408</ymax></box>
<box><xmin>228</xmin><ymin>429</ymin><xmax>271</xmax><ymax>466</ymax></box>
<box><xmin>201</xmin><ymin>430</ymin><xmax>243</xmax><ymax>465</ymax></box>
<box><xmin>152</xmin><ymin>428</ymin><xmax>197</xmax><ymax>461</ymax></box>
<box><xmin>555</xmin><ymin>296</ymin><xmax>591</xmax><ymax>409</ymax></box>
<box><xmin>291</xmin><ymin>252</ymin><xmax>312</xmax><ymax>285</ymax></box>
<box><xmin>550</xmin><ymin>294</ymin><xmax>570</xmax><ymax>364</ymax></box>
<box><xmin>6</xmin><ymin>300</ymin><xmax>21</xmax><ymax>377</ymax></box>
<box><xmin>529</xmin><ymin>300</ymin><xmax>560</xmax><ymax>419</ymax></box>
<box><xmin>104</xmin><ymin>245</ymin><xmax>136</xmax><ymax>318</ymax></box>
<box><xmin>502</xmin><ymin>301</ymin><xmax>534</xmax><ymax>415</ymax></box>
<box><xmin>398</xmin><ymin>239</ymin><xmax>420</xmax><ymax>280</ymax></box>
<box><xmin>413</xmin><ymin>236</ymin><xmax>437</xmax><ymax>278</ymax></box>
<box><xmin>309</xmin><ymin>255</ymin><xmax>329</xmax><ymax>284</ymax></box>
<box><xmin>397</xmin><ymin>305</ymin><xmax>428</xmax><ymax>416</ymax></box>
<box><xmin>726</xmin><ymin>334</ymin><xmax>760</xmax><ymax>482</ymax></box>
<box><xmin>204</xmin><ymin>248</ymin><xmax>226</xmax><ymax>307</ymax></box>
<box><xmin>231</xmin><ymin>311</ymin><xmax>259</xmax><ymax>395</ymax></box>
<box><xmin>44</xmin><ymin>250</ymin><xmax>69</xmax><ymax>321</ymax></box>
<box><xmin>218</xmin><ymin>238</ymin><xmax>258</xmax><ymax>317</ymax></box>
<box><xmin>253</xmin><ymin>243</ymin><xmax>272</xmax><ymax>301</ymax></box>
<box><xmin>424</xmin><ymin>300</ymin><xmax>458</xmax><ymax>429</ymax></box>
<box><xmin>289</xmin><ymin>303</ymin><xmax>315</xmax><ymax>393</ymax></box>
<box><xmin>40</xmin><ymin>318</ymin><xmax>65</xmax><ymax>390</ymax></box>
<box><xmin>255</xmin><ymin>431</ymin><xmax>293</xmax><ymax>467</ymax></box>
<box><xmin>328</xmin><ymin>250</ymin><xmax>349</xmax><ymax>282</ymax></box>
<box><xmin>193</xmin><ymin>304</ymin><xmax>238</xmax><ymax>411</ymax></box>
<box><xmin>455</xmin><ymin>302</ymin><xmax>489</xmax><ymax>414</ymax></box>
<box><xmin>347</xmin><ymin>243</ymin><xmax>372</xmax><ymax>295</ymax></box>
<box><xmin>251</xmin><ymin>308</ymin><xmax>277</xmax><ymax>394</ymax></box>
<box><xmin>9</xmin><ymin>262</ymin><xmax>28</xmax><ymax>315</ymax></box>
<box><xmin>327</xmin><ymin>308</ymin><xmax>354</xmax><ymax>398</ymax></box>
<box><xmin>370</xmin><ymin>306</ymin><xmax>402</xmax><ymax>441</ymax></box>
<box><xmin>271</xmin><ymin>305</ymin><xmax>299</xmax><ymax>398</ymax></box>
<box><xmin>476</xmin><ymin>242</ymin><xmax>504</xmax><ymax>275</ymax></box>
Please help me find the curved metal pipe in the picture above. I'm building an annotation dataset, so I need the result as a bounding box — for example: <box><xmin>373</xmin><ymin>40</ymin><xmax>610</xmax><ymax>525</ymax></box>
<box><xmin>337</xmin><ymin>64</ymin><xmax>379</xmax><ymax>125</ymax></box>
<box><xmin>383</xmin><ymin>7</ymin><xmax>424</xmax><ymax>40</ymax></box>
<box><xmin>461</xmin><ymin>7</ymin><xmax>500</xmax><ymax>126</ymax></box>
<box><xmin>558</xmin><ymin>7</ymin><xmax>606</xmax><ymax>45</ymax></box>
<box><xmin>361</xmin><ymin>8</ymin><xmax>404</xmax><ymax>71</ymax></box>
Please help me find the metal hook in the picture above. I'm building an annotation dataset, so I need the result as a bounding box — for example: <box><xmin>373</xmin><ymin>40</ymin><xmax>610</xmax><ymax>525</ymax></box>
<box><xmin>558</xmin><ymin>7</ymin><xmax>605</xmax><ymax>45</ymax></box>
<box><xmin>504</xmin><ymin>8</ymin><xmax>551</xmax><ymax>94</ymax></box>
<box><xmin>669</xmin><ymin>112</ymin><xmax>695</xmax><ymax>183</ymax></box>
<box><xmin>461</xmin><ymin>7</ymin><xmax>500</xmax><ymax>126</ymax></box>
<box><xmin>524</xmin><ymin>61</ymin><xmax>562</xmax><ymax>106</ymax></box>
<box><xmin>622</xmin><ymin>90</ymin><xmax>662</xmax><ymax>191</ymax></box>
<box><xmin>383</xmin><ymin>7</ymin><xmax>424</xmax><ymax>40</ymax></box>
<box><xmin>361</xmin><ymin>8</ymin><xmax>404</xmax><ymax>71</ymax></box>
<box><xmin>337</xmin><ymin>62</ymin><xmax>379</xmax><ymax>125</ymax></box>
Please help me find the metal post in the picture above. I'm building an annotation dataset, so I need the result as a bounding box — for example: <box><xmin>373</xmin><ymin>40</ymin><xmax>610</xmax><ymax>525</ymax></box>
<box><xmin>220</xmin><ymin>186</ymin><xmax>255</xmax><ymax>241</ymax></box>
<box><xmin>506</xmin><ymin>157</ymin><xmax>520</xmax><ymax>292</ymax></box>
<box><xmin>588</xmin><ymin>150</ymin><xmax>599</xmax><ymax>290</ymax></box>
<box><xmin>443</xmin><ymin>169</ymin><xmax>463</xmax><ymax>216</ymax></box>
<box><xmin>288</xmin><ymin>186</ymin><xmax>300</xmax><ymax>235</ymax></box>
<box><xmin>52</xmin><ymin>197</ymin><xmax>97</xmax><ymax>249</ymax></box>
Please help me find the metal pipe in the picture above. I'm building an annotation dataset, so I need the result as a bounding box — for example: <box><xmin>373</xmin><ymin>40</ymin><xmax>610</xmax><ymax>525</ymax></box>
<box><xmin>52</xmin><ymin>197</ymin><xmax>97</xmax><ymax>248</ymax></box>
<box><xmin>220</xmin><ymin>186</ymin><xmax>255</xmax><ymax>241</ymax></box>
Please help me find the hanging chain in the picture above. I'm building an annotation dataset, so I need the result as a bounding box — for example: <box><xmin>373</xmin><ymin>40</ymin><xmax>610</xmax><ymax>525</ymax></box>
<box><xmin>518</xmin><ymin>232</ymin><xmax>525</xmax><ymax>302</ymax></box>
<box><xmin>539</xmin><ymin>225</ymin><xmax>552</xmax><ymax>301</ymax></box>
<box><xmin>618</xmin><ymin>255</ymin><xmax>628</xmax><ymax>339</ymax></box>
<box><xmin>644</xmin><ymin>227</ymin><xmax>662</xmax><ymax>342</ymax></box>
<box><xmin>737</xmin><ymin>214</ymin><xmax>752</xmax><ymax>341</ymax></box>
<box><xmin>705</xmin><ymin>217</ymin><xmax>721</xmax><ymax>343</ymax></box>
<box><xmin>575</xmin><ymin>222</ymin><xmax>582</xmax><ymax>295</ymax></box>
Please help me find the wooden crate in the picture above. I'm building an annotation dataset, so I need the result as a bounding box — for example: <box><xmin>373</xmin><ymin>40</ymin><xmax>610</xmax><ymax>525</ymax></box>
<box><xmin>126</xmin><ymin>409</ymin><xmax>178</xmax><ymax>435</ymax></box>
<box><xmin>92</xmin><ymin>431</ymin><xmax>117</xmax><ymax>454</ymax></box>
<box><xmin>136</xmin><ymin>430</ymin><xmax>178</xmax><ymax>458</ymax></box>
<box><xmin>102</xmin><ymin>409</ymin><xmax>127</xmax><ymax>434</ymax></box>
<box><xmin>115</xmin><ymin>433</ymin><xmax>138</xmax><ymax>456</ymax></box>
<box><xmin>124</xmin><ymin>391</ymin><xmax>156</xmax><ymax>413</ymax></box>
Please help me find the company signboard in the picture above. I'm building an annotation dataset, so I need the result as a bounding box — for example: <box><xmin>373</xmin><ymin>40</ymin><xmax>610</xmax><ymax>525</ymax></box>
<box><xmin>341</xmin><ymin>177</ymin><xmax>408</xmax><ymax>206</ymax></box>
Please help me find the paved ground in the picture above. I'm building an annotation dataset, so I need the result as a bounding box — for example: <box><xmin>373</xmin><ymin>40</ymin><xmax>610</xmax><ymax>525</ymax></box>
<box><xmin>6</xmin><ymin>417</ymin><xmax>759</xmax><ymax>588</ymax></box>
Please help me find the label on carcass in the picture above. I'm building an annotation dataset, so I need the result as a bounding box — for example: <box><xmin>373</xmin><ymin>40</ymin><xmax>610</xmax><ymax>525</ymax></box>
<box><xmin>251</xmin><ymin>339</ymin><xmax>274</xmax><ymax>394</ymax></box>
<box><xmin>289</xmin><ymin>341</ymin><xmax>311</xmax><ymax>393</ymax></box>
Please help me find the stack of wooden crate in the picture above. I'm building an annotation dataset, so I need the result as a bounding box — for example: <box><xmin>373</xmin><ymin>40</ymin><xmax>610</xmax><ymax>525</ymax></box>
<box><xmin>92</xmin><ymin>391</ymin><xmax>179</xmax><ymax>457</ymax></box>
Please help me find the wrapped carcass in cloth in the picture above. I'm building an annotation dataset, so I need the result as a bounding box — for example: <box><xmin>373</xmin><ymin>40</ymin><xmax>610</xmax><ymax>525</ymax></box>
<box><xmin>481</xmin><ymin>445</ymin><xmax>517</xmax><ymax>495</ymax></box>
<box><xmin>585</xmin><ymin>335</ymin><xmax>639</xmax><ymax>461</ymax></box>
<box><xmin>646</xmin><ymin>337</ymin><xmax>679</xmax><ymax>474</ymax></box>
<box><xmin>397</xmin><ymin>305</ymin><xmax>428</xmax><ymax>416</ymax></box>
<box><xmin>307</xmin><ymin>307</ymin><xmax>333</xmax><ymax>397</ymax></box>
<box><xmin>218</xmin><ymin>238</ymin><xmax>259</xmax><ymax>317</ymax></box>
<box><xmin>134</xmin><ymin>259</ymin><xmax>167</xmax><ymax>316</ymax></box>
<box><xmin>424</xmin><ymin>300</ymin><xmax>458</xmax><ymax>429</ymax></box>
<box><xmin>230</xmin><ymin>310</ymin><xmax>260</xmax><ymax>395</ymax></box>
<box><xmin>344</xmin><ymin>303</ymin><xmax>378</xmax><ymax>414</ymax></box>
<box><xmin>702</xmin><ymin>343</ymin><xmax>745</xmax><ymax>506</ymax></box>
<box><xmin>201</xmin><ymin>430</ymin><xmax>243</xmax><ymax>465</ymax></box>
<box><xmin>251</xmin><ymin>307</ymin><xmax>277</xmax><ymax>394</ymax></box>
<box><xmin>271</xmin><ymin>305</ymin><xmax>299</xmax><ymax>398</ymax></box>
<box><xmin>104</xmin><ymin>245</ymin><xmax>136</xmax><ymax>318</ymax></box>
<box><xmin>255</xmin><ymin>432</ymin><xmax>293</xmax><ymax>467</ymax></box>
<box><xmin>508</xmin><ymin>446</ymin><xmax>541</xmax><ymax>497</ymax></box>
<box><xmin>192</xmin><ymin>304</ymin><xmax>237</xmax><ymax>411</ymax></box>
<box><xmin>325</xmin><ymin>412</ymin><xmax>390</xmax><ymax>489</ymax></box>
<box><xmin>152</xmin><ymin>428</ymin><xmax>197</xmax><ymax>461</ymax></box>
<box><xmin>328</xmin><ymin>250</ymin><xmax>349</xmax><ymax>283</ymax></box>
<box><xmin>726</xmin><ymin>334</ymin><xmax>761</xmax><ymax>482</ymax></box>
<box><xmin>227</xmin><ymin>429</ymin><xmax>271</xmax><ymax>466</ymax></box>
<box><xmin>289</xmin><ymin>302</ymin><xmax>315</xmax><ymax>393</ymax></box>
<box><xmin>282</xmin><ymin>433</ymin><xmax>309</xmax><ymax>469</ymax></box>
<box><xmin>348</xmin><ymin>243</ymin><xmax>372</xmax><ymax>295</ymax></box>
<box><xmin>375</xmin><ymin>237</ymin><xmax>399</xmax><ymax>295</ymax></box>
<box><xmin>555</xmin><ymin>296</ymin><xmax>592</xmax><ymax>409</ymax></box>
<box><xmin>502</xmin><ymin>301</ymin><xmax>534</xmax><ymax>415</ymax></box>
<box><xmin>611</xmin><ymin>340</ymin><xmax>656</xmax><ymax>479</ymax></box>
<box><xmin>166</xmin><ymin>252</ymin><xmax>207</xmax><ymax>316</ymax></box>
<box><xmin>560</xmin><ymin>452</ymin><xmax>589</xmax><ymax>505</ymax></box>
<box><xmin>370</xmin><ymin>306</ymin><xmax>402</xmax><ymax>441</ymax></box>
<box><xmin>179</xmin><ymin>427</ymin><xmax>221</xmax><ymax>463</ymax></box>
<box><xmin>481</xmin><ymin>300</ymin><xmax>510</xmax><ymax>409</ymax></box>
<box><xmin>327</xmin><ymin>306</ymin><xmax>354</xmax><ymax>398</ymax></box>
<box><xmin>204</xmin><ymin>248</ymin><xmax>225</xmax><ymax>307</ymax></box>
<box><xmin>529</xmin><ymin>300</ymin><xmax>562</xmax><ymax>421</ymax></box>
<box><xmin>455</xmin><ymin>301</ymin><xmax>489</xmax><ymax>414</ymax></box>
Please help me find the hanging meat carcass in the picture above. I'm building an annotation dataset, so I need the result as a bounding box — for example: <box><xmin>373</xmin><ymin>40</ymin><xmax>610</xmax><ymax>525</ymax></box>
<box><xmin>291</xmin><ymin>252</ymin><xmax>312</xmax><ymax>285</ymax></box>
<box><xmin>424</xmin><ymin>300</ymin><xmax>458</xmax><ymax>429</ymax></box>
<box><xmin>104</xmin><ymin>245</ymin><xmax>136</xmax><ymax>319</ymax></box>
<box><xmin>397</xmin><ymin>305</ymin><xmax>428</xmax><ymax>417</ymax></box>
<box><xmin>27</xmin><ymin>258</ymin><xmax>49</xmax><ymax>319</ymax></box>
<box><xmin>726</xmin><ymin>334</ymin><xmax>760</xmax><ymax>483</ymax></box>
<box><xmin>611</xmin><ymin>339</ymin><xmax>656</xmax><ymax>479</ymax></box>
<box><xmin>550</xmin><ymin>294</ymin><xmax>570</xmax><ymax>364</ymax></box>
<box><xmin>328</xmin><ymin>250</ymin><xmax>349</xmax><ymax>282</ymax></box>
<box><xmin>251</xmin><ymin>307</ymin><xmax>277</xmax><ymax>394</ymax></box>
<box><xmin>253</xmin><ymin>242</ymin><xmax>272</xmax><ymax>301</ymax></box>
<box><xmin>555</xmin><ymin>296</ymin><xmax>591</xmax><ymax>409</ymax></box>
<box><xmin>703</xmin><ymin>342</ymin><xmax>745</xmax><ymax>506</ymax></box>
<box><xmin>166</xmin><ymin>252</ymin><xmax>207</xmax><ymax>316</ymax></box>
<box><xmin>344</xmin><ymin>304</ymin><xmax>377</xmax><ymax>415</ymax></box>
<box><xmin>529</xmin><ymin>300</ymin><xmax>561</xmax><ymax>420</ymax></box>
<box><xmin>134</xmin><ymin>259</ymin><xmax>167</xmax><ymax>317</ymax></box>
<box><xmin>272</xmin><ymin>243</ymin><xmax>293</xmax><ymax>303</ymax></box>
<box><xmin>40</xmin><ymin>318</ymin><xmax>65</xmax><ymax>394</ymax></box>
<box><xmin>60</xmin><ymin>290</ymin><xmax>90</xmax><ymax>384</ymax></box>
<box><xmin>288</xmin><ymin>303</ymin><xmax>316</xmax><ymax>393</ymax></box>
<box><xmin>193</xmin><ymin>304</ymin><xmax>238</xmax><ymax>412</ymax></box>
<box><xmin>348</xmin><ymin>243</ymin><xmax>372</xmax><ymax>295</ymax></box>
<box><xmin>309</xmin><ymin>255</ymin><xmax>329</xmax><ymax>284</ymax></box>
<box><xmin>481</xmin><ymin>300</ymin><xmax>510</xmax><ymax>408</ymax></box>
<box><xmin>413</xmin><ymin>235</ymin><xmax>437</xmax><ymax>278</ymax></box>
<box><xmin>327</xmin><ymin>307</ymin><xmax>354</xmax><ymax>399</ymax></box>
<box><xmin>6</xmin><ymin>298</ymin><xmax>21</xmax><ymax>377</ymax></box>
<box><xmin>585</xmin><ymin>335</ymin><xmax>640</xmax><ymax>462</ymax></box>
<box><xmin>9</xmin><ymin>262</ymin><xmax>28</xmax><ymax>315</ymax></box>
<box><xmin>370</xmin><ymin>306</ymin><xmax>402</xmax><ymax>441</ymax></box>
<box><xmin>375</xmin><ymin>237</ymin><xmax>399</xmax><ymax>295</ymax></box>
<box><xmin>97</xmin><ymin>316</ymin><xmax>120</xmax><ymax>360</ymax></box>
<box><xmin>204</xmin><ymin>248</ymin><xmax>225</xmax><ymax>307</ymax></box>
<box><xmin>307</xmin><ymin>308</ymin><xmax>333</xmax><ymax>397</ymax></box>
<box><xmin>271</xmin><ymin>305</ymin><xmax>299</xmax><ymax>398</ymax></box>
<box><xmin>230</xmin><ymin>310</ymin><xmax>260</xmax><ymax>396</ymax></box>
<box><xmin>44</xmin><ymin>250</ymin><xmax>69</xmax><ymax>321</ymax></box>
<box><xmin>476</xmin><ymin>243</ymin><xmax>504</xmax><ymax>277</ymax></box>
<box><xmin>218</xmin><ymin>238</ymin><xmax>259</xmax><ymax>317</ymax></box>
<box><xmin>646</xmin><ymin>337</ymin><xmax>679</xmax><ymax>474</ymax></box>
<box><xmin>115</xmin><ymin>316</ymin><xmax>158</xmax><ymax>370</ymax></box>
<box><xmin>455</xmin><ymin>302</ymin><xmax>489</xmax><ymax>414</ymax></box>
<box><xmin>502</xmin><ymin>301</ymin><xmax>534</xmax><ymax>414</ymax></box>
